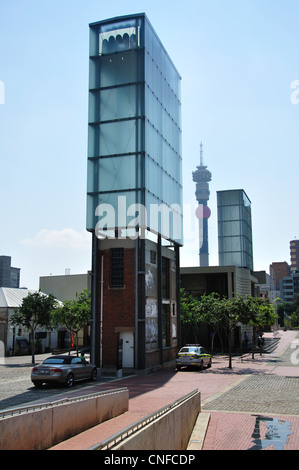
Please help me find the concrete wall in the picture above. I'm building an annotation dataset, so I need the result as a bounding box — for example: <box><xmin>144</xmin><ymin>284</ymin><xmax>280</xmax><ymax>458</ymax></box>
<box><xmin>113</xmin><ymin>390</ymin><xmax>200</xmax><ymax>450</ymax></box>
<box><xmin>0</xmin><ymin>388</ymin><xmax>128</xmax><ymax>450</ymax></box>
<box><xmin>39</xmin><ymin>273</ymin><xmax>90</xmax><ymax>301</ymax></box>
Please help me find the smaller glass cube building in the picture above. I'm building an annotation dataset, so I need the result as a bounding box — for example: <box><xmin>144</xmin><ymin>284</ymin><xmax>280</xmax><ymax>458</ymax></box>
<box><xmin>217</xmin><ymin>189</ymin><xmax>253</xmax><ymax>270</ymax></box>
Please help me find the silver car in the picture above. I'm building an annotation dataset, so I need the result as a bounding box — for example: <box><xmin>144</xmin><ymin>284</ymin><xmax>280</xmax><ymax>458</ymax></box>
<box><xmin>31</xmin><ymin>355</ymin><xmax>97</xmax><ymax>388</ymax></box>
<box><xmin>176</xmin><ymin>344</ymin><xmax>212</xmax><ymax>370</ymax></box>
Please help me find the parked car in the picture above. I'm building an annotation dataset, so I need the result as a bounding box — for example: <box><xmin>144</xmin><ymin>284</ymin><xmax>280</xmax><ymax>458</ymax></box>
<box><xmin>31</xmin><ymin>355</ymin><xmax>97</xmax><ymax>388</ymax></box>
<box><xmin>176</xmin><ymin>344</ymin><xmax>212</xmax><ymax>370</ymax></box>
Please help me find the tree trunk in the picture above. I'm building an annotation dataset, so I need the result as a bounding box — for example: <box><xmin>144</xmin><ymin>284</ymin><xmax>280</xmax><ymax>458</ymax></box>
<box><xmin>31</xmin><ymin>326</ymin><xmax>35</xmax><ymax>364</ymax></box>
<box><xmin>226</xmin><ymin>328</ymin><xmax>233</xmax><ymax>369</ymax></box>
<box><xmin>76</xmin><ymin>331</ymin><xmax>79</xmax><ymax>356</ymax></box>
<box><xmin>252</xmin><ymin>326</ymin><xmax>256</xmax><ymax>359</ymax></box>
<box><xmin>218</xmin><ymin>328</ymin><xmax>224</xmax><ymax>355</ymax></box>
<box><xmin>192</xmin><ymin>326</ymin><xmax>199</xmax><ymax>344</ymax></box>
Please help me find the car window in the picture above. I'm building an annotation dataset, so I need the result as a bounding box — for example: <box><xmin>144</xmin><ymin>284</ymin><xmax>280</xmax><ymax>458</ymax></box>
<box><xmin>180</xmin><ymin>347</ymin><xmax>197</xmax><ymax>353</ymax></box>
<box><xmin>200</xmin><ymin>347</ymin><xmax>208</xmax><ymax>354</ymax></box>
<box><xmin>71</xmin><ymin>357</ymin><xmax>83</xmax><ymax>364</ymax></box>
<box><xmin>43</xmin><ymin>358</ymin><xmax>66</xmax><ymax>364</ymax></box>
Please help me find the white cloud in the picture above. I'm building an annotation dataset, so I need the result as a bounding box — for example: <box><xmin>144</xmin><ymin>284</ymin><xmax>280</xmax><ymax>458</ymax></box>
<box><xmin>21</xmin><ymin>228</ymin><xmax>91</xmax><ymax>250</ymax></box>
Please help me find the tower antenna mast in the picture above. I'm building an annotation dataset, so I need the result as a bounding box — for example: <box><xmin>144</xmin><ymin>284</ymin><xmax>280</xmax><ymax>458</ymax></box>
<box><xmin>200</xmin><ymin>142</ymin><xmax>204</xmax><ymax>166</ymax></box>
<box><xmin>192</xmin><ymin>142</ymin><xmax>212</xmax><ymax>267</ymax></box>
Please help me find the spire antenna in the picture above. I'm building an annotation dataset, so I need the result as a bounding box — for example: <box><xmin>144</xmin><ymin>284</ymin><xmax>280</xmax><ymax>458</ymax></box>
<box><xmin>200</xmin><ymin>142</ymin><xmax>204</xmax><ymax>166</ymax></box>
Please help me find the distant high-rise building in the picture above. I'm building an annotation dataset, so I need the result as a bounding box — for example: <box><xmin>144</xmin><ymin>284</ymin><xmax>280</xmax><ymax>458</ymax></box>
<box><xmin>280</xmin><ymin>269</ymin><xmax>299</xmax><ymax>302</ymax></box>
<box><xmin>0</xmin><ymin>256</ymin><xmax>20</xmax><ymax>288</ymax></box>
<box><xmin>290</xmin><ymin>239</ymin><xmax>299</xmax><ymax>270</ymax></box>
<box><xmin>270</xmin><ymin>261</ymin><xmax>290</xmax><ymax>290</ymax></box>
<box><xmin>217</xmin><ymin>189</ymin><xmax>253</xmax><ymax>270</ymax></box>
<box><xmin>192</xmin><ymin>143</ymin><xmax>212</xmax><ymax>266</ymax></box>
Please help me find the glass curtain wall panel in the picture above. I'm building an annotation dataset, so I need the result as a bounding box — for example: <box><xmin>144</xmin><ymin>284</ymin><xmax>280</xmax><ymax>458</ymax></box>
<box><xmin>217</xmin><ymin>189</ymin><xmax>253</xmax><ymax>270</ymax></box>
<box><xmin>144</xmin><ymin>15</ymin><xmax>183</xmax><ymax>245</ymax></box>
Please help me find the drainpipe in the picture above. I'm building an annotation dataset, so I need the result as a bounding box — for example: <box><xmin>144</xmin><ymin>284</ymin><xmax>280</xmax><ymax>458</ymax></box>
<box><xmin>100</xmin><ymin>254</ymin><xmax>103</xmax><ymax>370</ymax></box>
<box><xmin>135</xmin><ymin>237</ymin><xmax>139</xmax><ymax>369</ymax></box>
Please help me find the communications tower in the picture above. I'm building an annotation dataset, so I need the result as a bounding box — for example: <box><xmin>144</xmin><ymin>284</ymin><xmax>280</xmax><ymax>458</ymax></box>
<box><xmin>192</xmin><ymin>143</ymin><xmax>212</xmax><ymax>266</ymax></box>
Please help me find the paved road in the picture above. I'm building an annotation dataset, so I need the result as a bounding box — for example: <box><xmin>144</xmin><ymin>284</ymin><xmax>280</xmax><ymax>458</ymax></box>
<box><xmin>0</xmin><ymin>353</ymin><xmax>116</xmax><ymax>412</ymax></box>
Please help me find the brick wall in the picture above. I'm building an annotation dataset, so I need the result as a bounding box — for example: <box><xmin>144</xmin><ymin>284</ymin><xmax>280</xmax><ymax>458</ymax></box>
<box><xmin>98</xmin><ymin>248</ymin><xmax>136</xmax><ymax>368</ymax></box>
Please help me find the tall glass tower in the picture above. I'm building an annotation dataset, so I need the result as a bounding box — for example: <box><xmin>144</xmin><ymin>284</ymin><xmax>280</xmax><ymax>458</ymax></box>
<box><xmin>87</xmin><ymin>13</ymin><xmax>182</xmax><ymax>243</ymax></box>
<box><xmin>86</xmin><ymin>14</ymin><xmax>182</xmax><ymax>370</ymax></box>
<box><xmin>217</xmin><ymin>189</ymin><xmax>253</xmax><ymax>270</ymax></box>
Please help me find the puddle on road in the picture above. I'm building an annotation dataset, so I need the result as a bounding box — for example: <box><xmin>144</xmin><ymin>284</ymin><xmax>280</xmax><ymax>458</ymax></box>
<box><xmin>249</xmin><ymin>415</ymin><xmax>293</xmax><ymax>450</ymax></box>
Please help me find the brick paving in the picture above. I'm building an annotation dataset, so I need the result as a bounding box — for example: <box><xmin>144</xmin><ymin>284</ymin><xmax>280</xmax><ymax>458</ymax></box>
<box><xmin>203</xmin><ymin>375</ymin><xmax>299</xmax><ymax>415</ymax></box>
<box><xmin>201</xmin><ymin>330</ymin><xmax>299</xmax><ymax>450</ymax></box>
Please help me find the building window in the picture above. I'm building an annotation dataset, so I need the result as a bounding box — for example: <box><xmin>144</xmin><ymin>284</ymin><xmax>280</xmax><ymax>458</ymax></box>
<box><xmin>162</xmin><ymin>257</ymin><xmax>169</xmax><ymax>299</ymax></box>
<box><xmin>110</xmin><ymin>248</ymin><xmax>124</xmax><ymax>287</ymax></box>
<box><xmin>162</xmin><ymin>304</ymin><xmax>170</xmax><ymax>347</ymax></box>
<box><xmin>150</xmin><ymin>250</ymin><xmax>156</xmax><ymax>265</ymax></box>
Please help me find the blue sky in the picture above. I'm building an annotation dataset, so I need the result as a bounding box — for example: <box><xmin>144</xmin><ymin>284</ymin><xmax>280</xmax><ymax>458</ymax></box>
<box><xmin>0</xmin><ymin>0</ymin><xmax>298</xmax><ymax>289</ymax></box>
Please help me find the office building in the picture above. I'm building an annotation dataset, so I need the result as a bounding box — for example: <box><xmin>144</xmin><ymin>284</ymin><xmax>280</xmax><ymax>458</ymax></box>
<box><xmin>217</xmin><ymin>189</ymin><xmax>253</xmax><ymax>270</ymax></box>
<box><xmin>290</xmin><ymin>239</ymin><xmax>299</xmax><ymax>270</ymax></box>
<box><xmin>86</xmin><ymin>14</ymin><xmax>182</xmax><ymax>370</ymax></box>
<box><xmin>280</xmin><ymin>269</ymin><xmax>299</xmax><ymax>303</ymax></box>
<box><xmin>269</xmin><ymin>261</ymin><xmax>290</xmax><ymax>304</ymax></box>
<box><xmin>0</xmin><ymin>256</ymin><xmax>20</xmax><ymax>288</ymax></box>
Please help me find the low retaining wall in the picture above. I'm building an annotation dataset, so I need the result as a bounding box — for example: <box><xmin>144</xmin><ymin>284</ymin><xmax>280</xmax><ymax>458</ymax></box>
<box><xmin>94</xmin><ymin>390</ymin><xmax>200</xmax><ymax>451</ymax></box>
<box><xmin>0</xmin><ymin>388</ymin><xmax>129</xmax><ymax>450</ymax></box>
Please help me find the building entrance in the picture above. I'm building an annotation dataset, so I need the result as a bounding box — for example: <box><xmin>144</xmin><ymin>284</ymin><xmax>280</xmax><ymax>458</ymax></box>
<box><xmin>119</xmin><ymin>331</ymin><xmax>134</xmax><ymax>368</ymax></box>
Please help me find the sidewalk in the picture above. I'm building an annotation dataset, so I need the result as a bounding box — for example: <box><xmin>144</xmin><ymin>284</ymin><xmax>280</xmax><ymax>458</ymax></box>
<box><xmin>49</xmin><ymin>330</ymin><xmax>299</xmax><ymax>451</ymax></box>
<box><xmin>201</xmin><ymin>330</ymin><xmax>299</xmax><ymax>450</ymax></box>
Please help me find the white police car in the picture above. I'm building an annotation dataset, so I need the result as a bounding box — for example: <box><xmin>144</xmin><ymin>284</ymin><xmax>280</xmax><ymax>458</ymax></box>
<box><xmin>176</xmin><ymin>344</ymin><xmax>212</xmax><ymax>370</ymax></box>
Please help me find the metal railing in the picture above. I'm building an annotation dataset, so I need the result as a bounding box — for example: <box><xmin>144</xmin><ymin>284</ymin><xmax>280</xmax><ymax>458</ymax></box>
<box><xmin>90</xmin><ymin>389</ymin><xmax>199</xmax><ymax>450</ymax></box>
<box><xmin>0</xmin><ymin>387</ymin><xmax>128</xmax><ymax>419</ymax></box>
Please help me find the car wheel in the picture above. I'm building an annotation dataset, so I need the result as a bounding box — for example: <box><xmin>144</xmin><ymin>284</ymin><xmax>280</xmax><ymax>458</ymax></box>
<box><xmin>32</xmin><ymin>381</ymin><xmax>43</xmax><ymax>388</ymax></box>
<box><xmin>207</xmin><ymin>358</ymin><xmax>212</xmax><ymax>368</ymax></box>
<box><xmin>91</xmin><ymin>368</ymin><xmax>97</xmax><ymax>381</ymax></box>
<box><xmin>176</xmin><ymin>365</ymin><xmax>181</xmax><ymax>371</ymax></box>
<box><xmin>199</xmin><ymin>360</ymin><xmax>204</xmax><ymax>371</ymax></box>
<box><xmin>66</xmin><ymin>373</ymin><xmax>74</xmax><ymax>388</ymax></box>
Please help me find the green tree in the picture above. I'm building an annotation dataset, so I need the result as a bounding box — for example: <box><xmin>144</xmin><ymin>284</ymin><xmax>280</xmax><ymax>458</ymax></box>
<box><xmin>277</xmin><ymin>298</ymin><xmax>297</xmax><ymax>327</ymax></box>
<box><xmin>291</xmin><ymin>312</ymin><xmax>298</xmax><ymax>328</ymax></box>
<box><xmin>197</xmin><ymin>293</ymin><xmax>225</xmax><ymax>355</ymax></box>
<box><xmin>222</xmin><ymin>295</ymin><xmax>252</xmax><ymax>368</ymax></box>
<box><xmin>52</xmin><ymin>289</ymin><xmax>91</xmax><ymax>356</ymax></box>
<box><xmin>180</xmin><ymin>289</ymin><xmax>278</xmax><ymax>368</ymax></box>
<box><xmin>242</xmin><ymin>296</ymin><xmax>277</xmax><ymax>358</ymax></box>
<box><xmin>180</xmin><ymin>288</ymin><xmax>201</xmax><ymax>343</ymax></box>
<box><xmin>11</xmin><ymin>291</ymin><xmax>57</xmax><ymax>364</ymax></box>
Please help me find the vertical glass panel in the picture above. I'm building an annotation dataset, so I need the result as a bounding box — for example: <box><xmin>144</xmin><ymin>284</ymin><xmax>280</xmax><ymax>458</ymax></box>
<box><xmin>99</xmin><ymin>156</ymin><xmax>136</xmax><ymax>191</ymax></box>
<box><xmin>87</xmin><ymin>159</ymin><xmax>97</xmax><ymax>193</ymax></box>
<box><xmin>94</xmin><ymin>190</ymin><xmax>141</xmax><ymax>233</ymax></box>
<box><xmin>97</xmin><ymin>155</ymin><xmax>143</xmax><ymax>191</ymax></box>
<box><xmin>87</xmin><ymin>124</ymin><xmax>99</xmax><ymax>158</ymax></box>
<box><xmin>145</xmin><ymin>121</ymin><xmax>163</xmax><ymax>166</ymax></box>
<box><xmin>99</xmin><ymin>51</ymin><xmax>142</xmax><ymax>88</ymax></box>
<box><xmin>145</xmin><ymin>157</ymin><xmax>162</xmax><ymax>200</ymax></box>
<box><xmin>99</xmin><ymin>120</ymin><xmax>136</xmax><ymax>156</ymax></box>
<box><xmin>98</xmin><ymin>85</ymin><xmax>138</xmax><ymax>121</ymax></box>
